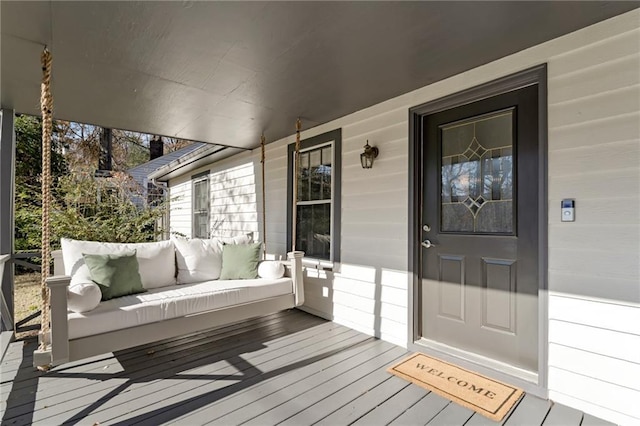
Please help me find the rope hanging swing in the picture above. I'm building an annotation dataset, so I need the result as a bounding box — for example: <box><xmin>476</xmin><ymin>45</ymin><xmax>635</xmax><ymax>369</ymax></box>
<box><xmin>39</xmin><ymin>47</ymin><xmax>54</xmax><ymax>353</ymax></box>
<box><xmin>291</xmin><ymin>118</ymin><xmax>302</xmax><ymax>251</ymax></box>
<box><xmin>260</xmin><ymin>134</ymin><xmax>267</xmax><ymax>259</ymax></box>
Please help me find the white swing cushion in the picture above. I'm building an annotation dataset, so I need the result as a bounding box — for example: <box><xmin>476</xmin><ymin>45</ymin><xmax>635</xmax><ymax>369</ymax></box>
<box><xmin>67</xmin><ymin>282</ymin><xmax>102</xmax><ymax>313</ymax></box>
<box><xmin>61</xmin><ymin>238</ymin><xmax>176</xmax><ymax>290</ymax></box>
<box><xmin>67</xmin><ymin>277</ymin><xmax>293</xmax><ymax>339</ymax></box>
<box><xmin>258</xmin><ymin>261</ymin><xmax>285</xmax><ymax>279</ymax></box>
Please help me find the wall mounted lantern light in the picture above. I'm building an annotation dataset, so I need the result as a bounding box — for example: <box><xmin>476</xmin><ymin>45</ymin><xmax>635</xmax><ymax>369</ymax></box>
<box><xmin>360</xmin><ymin>140</ymin><xmax>379</xmax><ymax>169</ymax></box>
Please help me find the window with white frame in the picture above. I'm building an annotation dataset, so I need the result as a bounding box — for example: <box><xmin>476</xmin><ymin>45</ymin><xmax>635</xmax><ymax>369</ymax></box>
<box><xmin>287</xmin><ymin>129</ymin><xmax>341</xmax><ymax>262</ymax></box>
<box><xmin>192</xmin><ymin>172</ymin><xmax>210</xmax><ymax>238</ymax></box>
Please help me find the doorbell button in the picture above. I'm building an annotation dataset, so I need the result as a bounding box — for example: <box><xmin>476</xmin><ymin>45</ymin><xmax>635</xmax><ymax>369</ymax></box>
<box><xmin>561</xmin><ymin>199</ymin><xmax>575</xmax><ymax>222</ymax></box>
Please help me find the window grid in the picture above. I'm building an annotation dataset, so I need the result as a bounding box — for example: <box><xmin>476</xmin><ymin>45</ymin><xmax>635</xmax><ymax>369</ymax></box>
<box><xmin>295</xmin><ymin>142</ymin><xmax>333</xmax><ymax>261</ymax></box>
<box><xmin>192</xmin><ymin>175</ymin><xmax>210</xmax><ymax>238</ymax></box>
<box><xmin>287</xmin><ymin>129</ymin><xmax>341</xmax><ymax>264</ymax></box>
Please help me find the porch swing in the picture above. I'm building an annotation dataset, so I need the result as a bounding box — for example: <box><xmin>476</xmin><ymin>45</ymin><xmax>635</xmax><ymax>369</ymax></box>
<box><xmin>33</xmin><ymin>48</ymin><xmax>305</xmax><ymax>368</ymax></box>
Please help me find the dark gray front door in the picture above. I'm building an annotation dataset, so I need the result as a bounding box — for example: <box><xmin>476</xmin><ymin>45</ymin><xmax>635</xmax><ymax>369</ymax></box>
<box><xmin>420</xmin><ymin>85</ymin><xmax>539</xmax><ymax>372</ymax></box>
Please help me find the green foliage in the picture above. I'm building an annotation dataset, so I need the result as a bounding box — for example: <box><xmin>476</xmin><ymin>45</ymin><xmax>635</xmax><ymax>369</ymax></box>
<box><xmin>15</xmin><ymin>115</ymin><xmax>67</xmax><ymax>182</ymax></box>
<box><xmin>14</xmin><ymin>115</ymin><xmax>176</xmax><ymax>251</ymax></box>
<box><xmin>14</xmin><ymin>185</ymin><xmax>42</xmax><ymax>251</ymax></box>
<box><xmin>51</xmin><ymin>172</ymin><xmax>167</xmax><ymax>244</ymax></box>
<box><xmin>14</xmin><ymin>115</ymin><xmax>68</xmax><ymax>252</ymax></box>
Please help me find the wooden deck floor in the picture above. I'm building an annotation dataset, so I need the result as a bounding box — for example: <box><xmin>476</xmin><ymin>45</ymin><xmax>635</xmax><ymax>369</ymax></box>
<box><xmin>1</xmin><ymin>310</ymin><xmax>613</xmax><ymax>426</ymax></box>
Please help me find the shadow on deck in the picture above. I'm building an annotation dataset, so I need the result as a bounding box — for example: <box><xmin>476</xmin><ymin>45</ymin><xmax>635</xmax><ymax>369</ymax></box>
<box><xmin>1</xmin><ymin>310</ymin><xmax>612</xmax><ymax>426</ymax></box>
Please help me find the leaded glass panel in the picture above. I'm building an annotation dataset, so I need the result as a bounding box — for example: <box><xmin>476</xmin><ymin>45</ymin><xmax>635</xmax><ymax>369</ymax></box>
<box><xmin>440</xmin><ymin>109</ymin><xmax>514</xmax><ymax>234</ymax></box>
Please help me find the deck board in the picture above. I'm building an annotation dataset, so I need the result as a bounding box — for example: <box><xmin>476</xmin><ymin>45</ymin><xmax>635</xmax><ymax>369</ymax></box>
<box><xmin>40</xmin><ymin>314</ymin><xmax>339</xmax><ymax>424</ymax></box>
<box><xmin>350</xmin><ymin>382</ymin><xmax>428</xmax><ymax>426</ymax></box>
<box><xmin>314</xmin><ymin>376</ymin><xmax>409</xmax><ymax>425</ymax></box>
<box><xmin>0</xmin><ymin>309</ymin><xmax>611</xmax><ymax>426</ymax></box>
<box><xmin>543</xmin><ymin>402</ymin><xmax>584</xmax><ymax>425</ymax></box>
<box><xmin>426</xmin><ymin>400</ymin><xmax>475</xmax><ymax>425</ymax></box>
<box><xmin>101</xmin><ymin>326</ymin><xmax>363</xmax><ymax>425</ymax></box>
<box><xmin>176</xmin><ymin>339</ymin><xmax>392</xmax><ymax>425</ymax></box>
<box><xmin>581</xmin><ymin>413</ymin><xmax>617</xmax><ymax>426</ymax></box>
<box><xmin>249</xmin><ymin>347</ymin><xmax>407</xmax><ymax>425</ymax></box>
<box><xmin>6</xmin><ymin>311</ymin><xmax>326</xmax><ymax>424</ymax></box>
<box><xmin>388</xmin><ymin>393</ymin><xmax>451</xmax><ymax>425</ymax></box>
<box><xmin>504</xmin><ymin>393</ymin><xmax>553</xmax><ymax>425</ymax></box>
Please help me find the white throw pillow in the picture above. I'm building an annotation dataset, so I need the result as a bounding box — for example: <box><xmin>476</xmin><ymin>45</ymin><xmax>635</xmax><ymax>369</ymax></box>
<box><xmin>258</xmin><ymin>261</ymin><xmax>285</xmax><ymax>280</ymax></box>
<box><xmin>67</xmin><ymin>282</ymin><xmax>102</xmax><ymax>313</ymax></box>
<box><xmin>61</xmin><ymin>238</ymin><xmax>176</xmax><ymax>289</ymax></box>
<box><xmin>172</xmin><ymin>237</ymin><xmax>224</xmax><ymax>284</ymax></box>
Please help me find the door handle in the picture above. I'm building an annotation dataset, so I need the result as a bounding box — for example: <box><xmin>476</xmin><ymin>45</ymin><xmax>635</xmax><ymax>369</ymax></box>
<box><xmin>421</xmin><ymin>239</ymin><xmax>436</xmax><ymax>249</ymax></box>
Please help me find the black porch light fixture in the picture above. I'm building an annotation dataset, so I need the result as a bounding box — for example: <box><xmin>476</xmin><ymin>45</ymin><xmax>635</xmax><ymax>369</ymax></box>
<box><xmin>360</xmin><ymin>140</ymin><xmax>379</xmax><ymax>169</ymax></box>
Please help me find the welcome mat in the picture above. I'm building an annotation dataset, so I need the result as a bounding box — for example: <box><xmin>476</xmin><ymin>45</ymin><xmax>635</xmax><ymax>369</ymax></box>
<box><xmin>388</xmin><ymin>353</ymin><xmax>524</xmax><ymax>421</ymax></box>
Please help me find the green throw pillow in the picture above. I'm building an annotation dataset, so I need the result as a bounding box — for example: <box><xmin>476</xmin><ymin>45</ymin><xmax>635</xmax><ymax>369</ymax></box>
<box><xmin>83</xmin><ymin>251</ymin><xmax>146</xmax><ymax>301</ymax></box>
<box><xmin>219</xmin><ymin>242</ymin><xmax>262</xmax><ymax>280</ymax></box>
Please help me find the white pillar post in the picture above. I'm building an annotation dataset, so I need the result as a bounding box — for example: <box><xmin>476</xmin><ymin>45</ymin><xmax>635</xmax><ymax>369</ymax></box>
<box><xmin>0</xmin><ymin>109</ymin><xmax>16</xmax><ymax>332</ymax></box>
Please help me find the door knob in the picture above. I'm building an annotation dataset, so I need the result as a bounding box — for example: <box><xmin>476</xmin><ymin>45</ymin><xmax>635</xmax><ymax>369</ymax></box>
<box><xmin>421</xmin><ymin>239</ymin><xmax>436</xmax><ymax>249</ymax></box>
<box><xmin>423</xmin><ymin>224</ymin><xmax>431</xmax><ymax>232</ymax></box>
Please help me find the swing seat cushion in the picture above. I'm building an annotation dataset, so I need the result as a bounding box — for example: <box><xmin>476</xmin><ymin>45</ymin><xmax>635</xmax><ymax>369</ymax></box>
<box><xmin>66</xmin><ymin>277</ymin><xmax>294</xmax><ymax>339</ymax></box>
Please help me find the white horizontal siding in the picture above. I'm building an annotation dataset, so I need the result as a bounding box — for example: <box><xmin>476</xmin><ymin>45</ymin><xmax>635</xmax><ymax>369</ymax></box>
<box><xmin>167</xmin><ymin>178</ymin><xmax>192</xmax><ymax>237</ymax></box>
<box><xmin>548</xmin><ymin>368</ymin><xmax>640</xmax><ymax>426</ymax></box>
<box><xmin>548</xmin><ymin>344</ymin><xmax>640</xmax><ymax>391</ymax></box>
<box><xmin>168</xmin><ymin>151</ymin><xmax>261</xmax><ymax>241</ymax></box>
<box><xmin>542</xmin><ymin>12</ymin><xmax>640</xmax><ymax>424</ymax></box>
<box><xmin>163</xmin><ymin>10</ymin><xmax>640</xmax><ymax>423</ymax></box>
<box><xmin>330</xmin><ymin>107</ymin><xmax>409</xmax><ymax>346</ymax></box>
<box><xmin>548</xmin><ymin>271</ymin><xmax>639</xmax><ymax>303</ymax></box>
<box><xmin>548</xmin><ymin>293</ymin><xmax>640</xmax><ymax>425</ymax></box>
<box><xmin>549</xmin><ymin>319</ymin><xmax>640</xmax><ymax>363</ymax></box>
<box><xmin>262</xmin><ymin>142</ymin><xmax>288</xmax><ymax>256</ymax></box>
<box><xmin>549</xmin><ymin>295</ymin><xmax>640</xmax><ymax>335</ymax></box>
<box><xmin>209</xmin><ymin>155</ymin><xmax>260</xmax><ymax>239</ymax></box>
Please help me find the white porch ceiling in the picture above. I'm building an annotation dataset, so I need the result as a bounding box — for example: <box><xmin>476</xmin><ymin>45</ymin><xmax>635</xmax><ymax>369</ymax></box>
<box><xmin>1</xmin><ymin>1</ymin><xmax>637</xmax><ymax>149</ymax></box>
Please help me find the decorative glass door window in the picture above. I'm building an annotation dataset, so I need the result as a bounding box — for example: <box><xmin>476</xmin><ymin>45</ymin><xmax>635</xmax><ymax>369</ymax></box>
<box><xmin>440</xmin><ymin>109</ymin><xmax>514</xmax><ymax>234</ymax></box>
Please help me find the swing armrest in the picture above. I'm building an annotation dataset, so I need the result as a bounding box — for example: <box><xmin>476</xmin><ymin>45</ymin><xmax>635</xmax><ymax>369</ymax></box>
<box><xmin>51</xmin><ymin>250</ymin><xmax>64</xmax><ymax>275</ymax></box>
<box><xmin>287</xmin><ymin>251</ymin><xmax>305</xmax><ymax>306</ymax></box>
<box><xmin>47</xmin><ymin>275</ymin><xmax>71</xmax><ymax>366</ymax></box>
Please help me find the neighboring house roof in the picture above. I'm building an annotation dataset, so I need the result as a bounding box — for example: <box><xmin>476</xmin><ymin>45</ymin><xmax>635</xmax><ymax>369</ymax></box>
<box><xmin>128</xmin><ymin>142</ymin><xmax>206</xmax><ymax>189</ymax></box>
<box><xmin>148</xmin><ymin>143</ymin><xmax>246</xmax><ymax>182</ymax></box>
